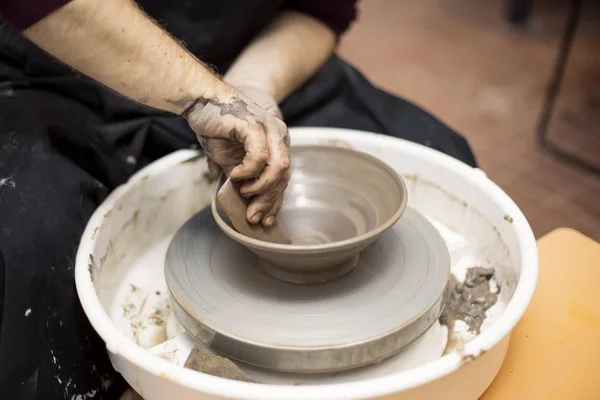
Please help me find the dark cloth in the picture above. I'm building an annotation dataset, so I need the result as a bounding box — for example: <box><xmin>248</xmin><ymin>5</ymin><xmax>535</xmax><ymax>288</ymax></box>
<box><xmin>0</xmin><ymin>1</ymin><xmax>477</xmax><ymax>399</ymax></box>
<box><xmin>0</xmin><ymin>0</ymin><xmax>358</xmax><ymax>35</ymax></box>
<box><xmin>0</xmin><ymin>0</ymin><xmax>71</xmax><ymax>30</ymax></box>
<box><xmin>283</xmin><ymin>0</ymin><xmax>358</xmax><ymax>35</ymax></box>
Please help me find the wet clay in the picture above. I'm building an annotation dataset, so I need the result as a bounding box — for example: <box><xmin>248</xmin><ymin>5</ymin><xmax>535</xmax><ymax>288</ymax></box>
<box><xmin>184</xmin><ymin>345</ymin><xmax>256</xmax><ymax>383</ymax></box>
<box><xmin>216</xmin><ymin>178</ymin><xmax>291</xmax><ymax>244</ymax></box>
<box><xmin>182</xmin><ymin>96</ymin><xmax>254</xmax><ymax>120</ymax></box>
<box><xmin>211</xmin><ymin>146</ymin><xmax>408</xmax><ymax>277</ymax></box>
<box><xmin>440</xmin><ymin>267</ymin><xmax>498</xmax><ymax>339</ymax></box>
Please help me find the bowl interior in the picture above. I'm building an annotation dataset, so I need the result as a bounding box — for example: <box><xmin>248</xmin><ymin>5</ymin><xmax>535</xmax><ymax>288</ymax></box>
<box><xmin>215</xmin><ymin>145</ymin><xmax>408</xmax><ymax>249</ymax></box>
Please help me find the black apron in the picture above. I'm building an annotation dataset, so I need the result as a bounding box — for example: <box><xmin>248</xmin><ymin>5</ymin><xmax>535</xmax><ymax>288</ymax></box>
<box><xmin>0</xmin><ymin>1</ymin><xmax>476</xmax><ymax>398</ymax></box>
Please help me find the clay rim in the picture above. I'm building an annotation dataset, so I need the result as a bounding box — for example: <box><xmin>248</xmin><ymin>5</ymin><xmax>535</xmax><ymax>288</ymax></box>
<box><xmin>211</xmin><ymin>145</ymin><xmax>409</xmax><ymax>253</ymax></box>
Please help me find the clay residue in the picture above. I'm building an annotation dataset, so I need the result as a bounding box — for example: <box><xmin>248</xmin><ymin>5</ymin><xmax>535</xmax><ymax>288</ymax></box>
<box><xmin>184</xmin><ymin>345</ymin><xmax>256</xmax><ymax>383</ymax></box>
<box><xmin>440</xmin><ymin>267</ymin><xmax>499</xmax><ymax>353</ymax></box>
<box><xmin>148</xmin><ymin>307</ymin><xmax>168</xmax><ymax>326</ymax></box>
<box><xmin>88</xmin><ymin>254</ymin><xmax>97</xmax><ymax>282</ymax></box>
<box><xmin>121</xmin><ymin>284</ymin><xmax>170</xmax><ymax>346</ymax></box>
<box><xmin>121</xmin><ymin>210</ymin><xmax>140</xmax><ymax>232</ymax></box>
<box><xmin>400</xmin><ymin>174</ymin><xmax>517</xmax><ymax>295</ymax></box>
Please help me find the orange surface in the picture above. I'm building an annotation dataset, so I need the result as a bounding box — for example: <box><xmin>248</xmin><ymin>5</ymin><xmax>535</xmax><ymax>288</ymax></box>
<box><xmin>481</xmin><ymin>228</ymin><xmax>600</xmax><ymax>399</ymax></box>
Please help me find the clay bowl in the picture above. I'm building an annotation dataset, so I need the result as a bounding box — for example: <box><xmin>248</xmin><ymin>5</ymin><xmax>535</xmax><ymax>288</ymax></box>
<box><xmin>211</xmin><ymin>145</ymin><xmax>408</xmax><ymax>283</ymax></box>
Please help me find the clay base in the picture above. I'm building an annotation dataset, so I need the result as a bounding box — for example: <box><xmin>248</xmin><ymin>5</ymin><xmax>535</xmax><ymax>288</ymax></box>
<box><xmin>257</xmin><ymin>254</ymin><xmax>360</xmax><ymax>284</ymax></box>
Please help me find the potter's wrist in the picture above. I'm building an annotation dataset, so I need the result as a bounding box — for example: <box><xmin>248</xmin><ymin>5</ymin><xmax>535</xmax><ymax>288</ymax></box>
<box><xmin>180</xmin><ymin>73</ymin><xmax>241</xmax><ymax>118</ymax></box>
<box><xmin>223</xmin><ymin>74</ymin><xmax>277</xmax><ymax>100</ymax></box>
<box><xmin>207</xmin><ymin>77</ymin><xmax>242</xmax><ymax>103</ymax></box>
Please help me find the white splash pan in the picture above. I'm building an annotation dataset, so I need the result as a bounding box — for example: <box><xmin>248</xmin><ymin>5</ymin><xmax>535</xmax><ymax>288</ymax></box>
<box><xmin>76</xmin><ymin>127</ymin><xmax>538</xmax><ymax>400</ymax></box>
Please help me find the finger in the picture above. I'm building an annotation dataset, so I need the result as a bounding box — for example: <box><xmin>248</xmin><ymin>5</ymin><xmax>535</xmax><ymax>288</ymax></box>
<box><xmin>246</xmin><ymin>175</ymin><xmax>289</xmax><ymax>224</ymax></box>
<box><xmin>262</xmin><ymin>190</ymin><xmax>285</xmax><ymax>227</ymax></box>
<box><xmin>203</xmin><ymin>137</ymin><xmax>246</xmax><ymax>175</ymax></box>
<box><xmin>229</xmin><ymin>122</ymin><xmax>269</xmax><ymax>181</ymax></box>
<box><xmin>239</xmin><ymin>118</ymin><xmax>290</xmax><ymax>196</ymax></box>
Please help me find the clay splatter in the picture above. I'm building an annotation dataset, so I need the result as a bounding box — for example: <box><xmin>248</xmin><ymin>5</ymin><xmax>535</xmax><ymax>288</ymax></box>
<box><xmin>87</xmin><ymin>255</ymin><xmax>97</xmax><ymax>282</ymax></box>
<box><xmin>216</xmin><ymin>97</ymin><xmax>253</xmax><ymax>119</ymax></box>
<box><xmin>0</xmin><ymin>177</ymin><xmax>15</xmax><ymax>188</ymax></box>
<box><xmin>121</xmin><ymin>286</ymin><xmax>170</xmax><ymax>347</ymax></box>
<box><xmin>148</xmin><ymin>307</ymin><xmax>167</xmax><ymax>326</ymax></box>
<box><xmin>440</xmin><ymin>267</ymin><xmax>499</xmax><ymax>353</ymax></box>
<box><xmin>129</xmin><ymin>284</ymin><xmax>141</xmax><ymax>292</ymax></box>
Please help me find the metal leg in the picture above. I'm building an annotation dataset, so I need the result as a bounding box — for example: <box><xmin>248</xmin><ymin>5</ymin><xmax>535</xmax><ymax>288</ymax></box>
<box><xmin>507</xmin><ymin>0</ymin><xmax>533</xmax><ymax>24</ymax></box>
<box><xmin>535</xmin><ymin>0</ymin><xmax>600</xmax><ymax>175</ymax></box>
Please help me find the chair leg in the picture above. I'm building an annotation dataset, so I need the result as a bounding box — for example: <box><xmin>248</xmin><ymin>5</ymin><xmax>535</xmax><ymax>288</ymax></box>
<box><xmin>535</xmin><ymin>0</ymin><xmax>600</xmax><ymax>175</ymax></box>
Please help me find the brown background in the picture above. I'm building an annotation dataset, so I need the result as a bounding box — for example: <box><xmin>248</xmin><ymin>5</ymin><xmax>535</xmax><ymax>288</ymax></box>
<box><xmin>339</xmin><ymin>0</ymin><xmax>600</xmax><ymax>241</ymax></box>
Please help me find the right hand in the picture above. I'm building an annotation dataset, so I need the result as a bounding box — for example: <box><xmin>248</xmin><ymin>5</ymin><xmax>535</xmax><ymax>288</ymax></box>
<box><xmin>231</xmin><ymin>84</ymin><xmax>282</xmax><ymax>119</ymax></box>
<box><xmin>185</xmin><ymin>92</ymin><xmax>291</xmax><ymax>227</ymax></box>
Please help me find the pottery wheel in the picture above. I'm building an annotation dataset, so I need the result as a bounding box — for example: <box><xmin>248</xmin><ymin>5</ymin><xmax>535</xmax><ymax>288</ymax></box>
<box><xmin>165</xmin><ymin>207</ymin><xmax>450</xmax><ymax>373</ymax></box>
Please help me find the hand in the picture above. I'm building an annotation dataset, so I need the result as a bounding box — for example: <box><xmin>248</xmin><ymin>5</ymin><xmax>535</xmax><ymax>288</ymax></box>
<box><xmin>233</xmin><ymin>84</ymin><xmax>282</xmax><ymax>119</ymax></box>
<box><xmin>185</xmin><ymin>92</ymin><xmax>290</xmax><ymax>227</ymax></box>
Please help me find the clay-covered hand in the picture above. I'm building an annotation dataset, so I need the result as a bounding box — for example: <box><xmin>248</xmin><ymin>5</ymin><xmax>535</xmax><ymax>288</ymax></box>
<box><xmin>185</xmin><ymin>93</ymin><xmax>290</xmax><ymax>227</ymax></box>
<box><xmin>233</xmin><ymin>84</ymin><xmax>282</xmax><ymax>119</ymax></box>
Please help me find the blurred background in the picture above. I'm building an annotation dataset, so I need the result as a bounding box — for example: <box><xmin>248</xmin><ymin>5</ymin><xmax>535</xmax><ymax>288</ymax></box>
<box><xmin>338</xmin><ymin>0</ymin><xmax>600</xmax><ymax>241</ymax></box>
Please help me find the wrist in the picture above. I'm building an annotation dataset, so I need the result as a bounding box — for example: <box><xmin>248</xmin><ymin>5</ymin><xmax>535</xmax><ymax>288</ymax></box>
<box><xmin>177</xmin><ymin>66</ymin><xmax>239</xmax><ymax>116</ymax></box>
<box><xmin>223</xmin><ymin>73</ymin><xmax>277</xmax><ymax>100</ymax></box>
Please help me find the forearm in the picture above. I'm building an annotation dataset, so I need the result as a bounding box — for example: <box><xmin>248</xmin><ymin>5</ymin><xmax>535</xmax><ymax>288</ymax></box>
<box><xmin>224</xmin><ymin>11</ymin><xmax>336</xmax><ymax>104</ymax></box>
<box><xmin>23</xmin><ymin>0</ymin><xmax>234</xmax><ymax>114</ymax></box>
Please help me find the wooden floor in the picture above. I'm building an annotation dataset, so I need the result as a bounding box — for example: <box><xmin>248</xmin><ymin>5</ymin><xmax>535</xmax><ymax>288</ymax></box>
<box><xmin>339</xmin><ymin>0</ymin><xmax>600</xmax><ymax>241</ymax></box>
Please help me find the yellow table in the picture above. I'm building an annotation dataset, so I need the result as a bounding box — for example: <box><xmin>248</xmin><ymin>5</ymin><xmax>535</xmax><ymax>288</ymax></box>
<box><xmin>481</xmin><ymin>228</ymin><xmax>600</xmax><ymax>399</ymax></box>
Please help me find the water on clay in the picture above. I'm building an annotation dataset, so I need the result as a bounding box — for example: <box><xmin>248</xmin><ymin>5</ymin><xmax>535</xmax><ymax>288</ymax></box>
<box><xmin>108</xmin><ymin>214</ymin><xmax>504</xmax><ymax>385</ymax></box>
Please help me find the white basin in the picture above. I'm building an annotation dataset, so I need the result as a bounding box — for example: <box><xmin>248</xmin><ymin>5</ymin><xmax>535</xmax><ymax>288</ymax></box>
<box><xmin>76</xmin><ymin>127</ymin><xmax>537</xmax><ymax>399</ymax></box>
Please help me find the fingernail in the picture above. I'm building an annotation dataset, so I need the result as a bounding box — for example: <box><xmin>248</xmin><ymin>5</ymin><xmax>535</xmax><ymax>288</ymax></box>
<box><xmin>264</xmin><ymin>216</ymin><xmax>275</xmax><ymax>226</ymax></box>
<box><xmin>251</xmin><ymin>212</ymin><xmax>263</xmax><ymax>223</ymax></box>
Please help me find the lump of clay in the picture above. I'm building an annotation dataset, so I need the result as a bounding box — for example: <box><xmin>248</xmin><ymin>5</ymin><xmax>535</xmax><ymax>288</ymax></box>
<box><xmin>184</xmin><ymin>345</ymin><xmax>256</xmax><ymax>383</ymax></box>
<box><xmin>440</xmin><ymin>267</ymin><xmax>498</xmax><ymax>334</ymax></box>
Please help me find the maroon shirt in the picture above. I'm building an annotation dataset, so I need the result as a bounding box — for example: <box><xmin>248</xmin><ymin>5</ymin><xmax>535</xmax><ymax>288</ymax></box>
<box><xmin>0</xmin><ymin>0</ymin><xmax>71</xmax><ymax>31</ymax></box>
<box><xmin>0</xmin><ymin>0</ymin><xmax>358</xmax><ymax>36</ymax></box>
